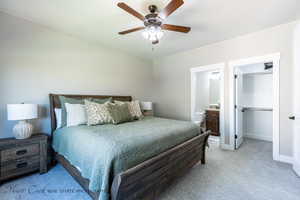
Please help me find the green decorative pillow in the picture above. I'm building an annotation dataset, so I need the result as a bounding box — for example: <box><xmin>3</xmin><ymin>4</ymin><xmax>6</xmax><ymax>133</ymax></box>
<box><xmin>58</xmin><ymin>96</ymin><xmax>112</xmax><ymax>127</ymax></box>
<box><xmin>105</xmin><ymin>103</ymin><xmax>133</xmax><ymax>124</ymax></box>
<box><xmin>91</xmin><ymin>97</ymin><xmax>112</xmax><ymax>104</ymax></box>
<box><xmin>114</xmin><ymin>100</ymin><xmax>143</xmax><ymax>120</ymax></box>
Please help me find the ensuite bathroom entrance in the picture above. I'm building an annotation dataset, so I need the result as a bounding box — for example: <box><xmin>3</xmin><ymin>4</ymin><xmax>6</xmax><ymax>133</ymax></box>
<box><xmin>191</xmin><ymin>63</ymin><xmax>225</xmax><ymax>146</ymax></box>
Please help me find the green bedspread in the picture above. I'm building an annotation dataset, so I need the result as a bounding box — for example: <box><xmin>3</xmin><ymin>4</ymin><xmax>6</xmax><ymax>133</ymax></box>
<box><xmin>52</xmin><ymin>117</ymin><xmax>199</xmax><ymax>200</ymax></box>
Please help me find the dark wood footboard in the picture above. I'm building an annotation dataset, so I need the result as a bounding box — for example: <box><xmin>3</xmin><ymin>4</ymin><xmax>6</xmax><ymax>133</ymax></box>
<box><xmin>54</xmin><ymin>132</ymin><xmax>209</xmax><ymax>200</ymax></box>
<box><xmin>111</xmin><ymin>132</ymin><xmax>210</xmax><ymax>200</ymax></box>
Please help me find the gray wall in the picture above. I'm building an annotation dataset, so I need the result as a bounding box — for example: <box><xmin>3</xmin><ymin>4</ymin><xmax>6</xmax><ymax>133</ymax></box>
<box><xmin>0</xmin><ymin>12</ymin><xmax>153</xmax><ymax>138</ymax></box>
<box><xmin>153</xmin><ymin>20</ymin><xmax>299</xmax><ymax>157</ymax></box>
<box><xmin>0</xmin><ymin>11</ymin><xmax>298</xmax><ymax>158</ymax></box>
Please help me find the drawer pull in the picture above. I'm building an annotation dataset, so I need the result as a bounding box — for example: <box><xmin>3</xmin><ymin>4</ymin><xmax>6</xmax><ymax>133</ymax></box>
<box><xmin>16</xmin><ymin>149</ymin><xmax>27</xmax><ymax>155</ymax></box>
<box><xmin>16</xmin><ymin>162</ymin><xmax>27</xmax><ymax>168</ymax></box>
<box><xmin>16</xmin><ymin>162</ymin><xmax>28</xmax><ymax>168</ymax></box>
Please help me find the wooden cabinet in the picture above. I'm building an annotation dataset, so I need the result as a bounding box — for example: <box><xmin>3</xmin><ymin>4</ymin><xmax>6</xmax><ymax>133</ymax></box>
<box><xmin>0</xmin><ymin>133</ymin><xmax>48</xmax><ymax>184</ymax></box>
<box><xmin>205</xmin><ymin>109</ymin><xmax>220</xmax><ymax>136</ymax></box>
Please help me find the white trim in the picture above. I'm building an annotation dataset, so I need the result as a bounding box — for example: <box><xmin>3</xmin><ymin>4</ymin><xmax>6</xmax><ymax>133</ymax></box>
<box><xmin>228</xmin><ymin>53</ymin><xmax>281</xmax><ymax>161</ymax></box>
<box><xmin>293</xmin><ymin>23</ymin><xmax>300</xmax><ymax>177</ymax></box>
<box><xmin>220</xmin><ymin>143</ymin><xmax>235</xmax><ymax>150</ymax></box>
<box><xmin>244</xmin><ymin>133</ymin><xmax>272</xmax><ymax>142</ymax></box>
<box><xmin>190</xmin><ymin>63</ymin><xmax>225</xmax><ymax>73</ymax></box>
<box><xmin>208</xmin><ymin>136</ymin><xmax>220</xmax><ymax>145</ymax></box>
<box><xmin>228</xmin><ymin>53</ymin><xmax>280</xmax><ymax>67</ymax></box>
<box><xmin>278</xmin><ymin>155</ymin><xmax>294</xmax><ymax>164</ymax></box>
<box><xmin>190</xmin><ymin>63</ymin><xmax>226</xmax><ymax>149</ymax></box>
<box><xmin>272</xmin><ymin>57</ymin><xmax>280</xmax><ymax>161</ymax></box>
<box><xmin>293</xmin><ymin>161</ymin><xmax>300</xmax><ymax>176</ymax></box>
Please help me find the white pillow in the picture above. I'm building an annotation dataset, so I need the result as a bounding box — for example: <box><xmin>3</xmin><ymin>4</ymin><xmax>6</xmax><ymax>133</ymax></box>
<box><xmin>54</xmin><ymin>108</ymin><xmax>62</xmax><ymax>129</ymax></box>
<box><xmin>65</xmin><ymin>103</ymin><xmax>87</xmax><ymax>127</ymax></box>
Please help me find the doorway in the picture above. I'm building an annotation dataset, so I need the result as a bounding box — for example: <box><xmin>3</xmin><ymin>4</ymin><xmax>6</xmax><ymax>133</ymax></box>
<box><xmin>190</xmin><ymin>63</ymin><xmax>225</xmax><ymax>147</ymax></box>
<box><xmin>229</xmin><ymin>54</ymin><xmax>280</xmax><ymax>160</ymax></box>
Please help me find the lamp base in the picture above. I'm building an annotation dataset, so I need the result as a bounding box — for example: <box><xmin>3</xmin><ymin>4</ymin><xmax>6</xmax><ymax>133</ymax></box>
<box><xmin>143</xmin><ymin>110</ymin><xmax>154</xmax><ymax>116</ymax></box>
<box><xmin>13</xmin><ymin>120</ymin><xmax>33</xmax><ymax>139</ymax></box>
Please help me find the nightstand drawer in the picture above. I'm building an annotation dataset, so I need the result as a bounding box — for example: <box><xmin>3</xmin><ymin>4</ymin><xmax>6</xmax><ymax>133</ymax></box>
<box><xmin>1</xmin><ymin>156</ymin><xmax>40</xmax><ymax>180</ymax></box>
<box><xmin>1</xmin><ymin>144</ymin><xmax>39</xmax><ymax>163</ymax></box>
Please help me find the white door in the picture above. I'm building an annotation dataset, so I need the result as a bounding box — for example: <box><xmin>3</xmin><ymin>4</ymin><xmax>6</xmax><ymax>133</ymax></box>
<box><xmin>235</xmin><ymin>70</ymin><xmax>244</xmax><ymax>149</ymax></box>
<box><xmin>293</xmin><ymin>23</ymin><xmax>300</xmax><ymax>176</ymax></box>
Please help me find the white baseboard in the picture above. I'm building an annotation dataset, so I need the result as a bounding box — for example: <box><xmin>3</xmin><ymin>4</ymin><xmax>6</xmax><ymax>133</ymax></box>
<box><xmin>221</xmin><ymin>143</ymin><xmax>235</xmax><ymax>150</ymax></box>
<box><xmin>293</xmin><ymin>161</ymin><xmax>300</xmax><ymax>176</ymax></box>
<box><xmin>245</xmin><ymin>133</ymin><xmax>272</xmax><ymax>142</ymax></box>
<box><xmin>276</xmin><ymin>155</ymin><xmax>294</xmax><ymax>164</ymax></box>
<box><xmin>208</xmin><ymin>136</ymin><xmax>220</xmax><ymax>144</ymax></box>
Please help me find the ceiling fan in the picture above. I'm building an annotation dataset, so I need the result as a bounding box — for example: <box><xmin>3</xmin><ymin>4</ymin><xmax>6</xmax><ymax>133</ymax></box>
<box><xmin>117</xmin><ymin>0</ymin><xmax>191</xmax><ymax>45</ymax></box>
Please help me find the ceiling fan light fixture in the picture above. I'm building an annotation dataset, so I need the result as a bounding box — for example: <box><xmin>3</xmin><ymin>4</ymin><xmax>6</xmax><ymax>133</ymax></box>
<box><xmin>142</xmin><ymin>25</ymin><xmax>164</xmax><ymax>42</ymax></box>
<box><xmin>118</xmin><ymin>1</ymin><xmax>190</xmax><ymax>45</ymax></box>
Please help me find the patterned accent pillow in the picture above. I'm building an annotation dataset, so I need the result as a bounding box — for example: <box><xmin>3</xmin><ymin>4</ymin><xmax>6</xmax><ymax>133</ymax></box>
<box><xmin>84</xmin><ymin>100</ymin><xmax>112</xmax><ymax>126</ymax></box>
<box><xmin>105</xmin><ymin>103</ymin><xmax>133</xmax><ymax>124</ymax></box>
<box><xmin>115</xmin><ymin>100</ymin><xmax>143</xmax><ymax>119</ymax></box>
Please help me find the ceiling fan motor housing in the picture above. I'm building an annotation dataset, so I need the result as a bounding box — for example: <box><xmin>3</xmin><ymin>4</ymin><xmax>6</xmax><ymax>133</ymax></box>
<box><xmin>144</xmin><ymin>5</ymin><xmax>162</xmax><ymax>27</ymax></box>
<box><xmin>148</xmin><ymin>5</ymin><xmax>158</xmax><ymax>13</ymax></box>
<box><xmin>144</xmin><ymin>14</ymin><xmax>162</xmax><ymax>27</ymax></box>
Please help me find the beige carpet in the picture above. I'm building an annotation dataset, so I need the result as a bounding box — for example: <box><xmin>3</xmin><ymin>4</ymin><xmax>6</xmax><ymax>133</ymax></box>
<box><xmin>1</xmin><ymin>138</ymin><xmax>299</xmax><ymax>200</ymax></box>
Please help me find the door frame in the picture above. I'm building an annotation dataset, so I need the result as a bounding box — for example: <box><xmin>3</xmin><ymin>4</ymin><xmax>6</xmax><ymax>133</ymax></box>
<box><xmin>293</xmin><ymin>23</ymin><xmax>300</xmax><ymax>175</ymax></box>
<box><xmin>228</xmin><ymin>53</ymin><xmax>280</xmax><ymax>161</ymax></box>
<box><xmin>190</xmin><ymin>63</ymin><xmax>225</xmax><ymax>148</ymax></box>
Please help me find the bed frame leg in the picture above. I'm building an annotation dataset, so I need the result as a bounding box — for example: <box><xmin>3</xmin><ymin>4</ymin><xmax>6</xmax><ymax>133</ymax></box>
<box><xmin>201</xmin><ymin>153</ymin><xmax>206</xmax><ymax>164</ymax></box>
<box><xmin>201</xmin><ymin>131</ymin><xmax>210</xmax><ymax>165</ymax></box>
<box><xmin>51</xmin><ymin>149</ymin><xmax>57</xmax><ymax>166</ymax></box>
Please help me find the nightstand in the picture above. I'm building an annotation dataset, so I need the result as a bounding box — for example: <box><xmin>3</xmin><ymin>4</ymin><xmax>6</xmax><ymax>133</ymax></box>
<box><xmin>0</xmin><ymin>133</ymin><xmax>48</xmax><ymax>184</ymax></box>
<box><xmin>205</xmin><ymin>109</ymin><xmax>220</xmax><ymax>136</ymax></box>
<box><xmin>143</xmin><ymin>110</ymin><xmax>154</xmax><ymax>116</ymax></box>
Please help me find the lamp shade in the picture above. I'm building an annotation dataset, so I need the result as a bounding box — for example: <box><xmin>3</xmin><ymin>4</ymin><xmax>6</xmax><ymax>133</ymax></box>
<box><xmin>140</xmin><ymin>102</ymin><xmax>153</xmax><ymax>111</ymax></box>
<box><xmin>7</xmin><ymin>104</ymin><xmax>38</xmax><ymax>121</ymax></box>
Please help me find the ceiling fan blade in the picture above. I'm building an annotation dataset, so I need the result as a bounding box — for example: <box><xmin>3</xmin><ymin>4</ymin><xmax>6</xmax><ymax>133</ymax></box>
<box><xmin>119</xmin><ymin>27</ymin><xmax>145</xmax><ymax>35</ymax></box>
<box><xmin>162</xmin><ymin>24</ymin><xmax>191</xmax><ymax>33</ymax></box>
<box><xmin>117</xmin><ymin>2</ymin><xmax>145</xmax><ymax>21</ymax></box>
<box><xmin>159</xmin><ymin>0</ymin><xmax>184</xmax><ymax>19</ymax></box>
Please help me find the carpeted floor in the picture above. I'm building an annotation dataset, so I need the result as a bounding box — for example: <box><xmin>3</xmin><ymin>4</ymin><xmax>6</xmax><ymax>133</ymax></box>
<box><xmin>1</xmin><ymin>138</ymin><xmax>299</xmax><ymax>200</ymax></box>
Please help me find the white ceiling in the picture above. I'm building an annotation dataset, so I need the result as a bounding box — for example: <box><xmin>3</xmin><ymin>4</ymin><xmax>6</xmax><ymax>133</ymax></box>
<box><xmin>0</xmin><ymin>0</ymin><xmax>299</xmax><ymax>60</ymax></box>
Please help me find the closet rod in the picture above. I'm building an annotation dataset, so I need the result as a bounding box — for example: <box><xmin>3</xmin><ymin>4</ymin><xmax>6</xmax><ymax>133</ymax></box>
<box><xmin>241</xmin><ymin>107</ymin><xmax>273</xmax><ymax>112</ymax></box>
<box><xmin>243</xmin><ymin>72</ymin><xmax>273</xmax><ymax>76</ymax></box>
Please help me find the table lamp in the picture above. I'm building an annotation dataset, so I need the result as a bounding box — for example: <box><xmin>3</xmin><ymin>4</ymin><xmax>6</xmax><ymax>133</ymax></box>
<box><xmin>7</xmin><ymin>104</ymin><xmax>38</xmax><ymax>139</ymax></box>
<box><xmin>140</xmin><ymin>102</ymin><xmax>153</xmax><ymax>116</ymax></box>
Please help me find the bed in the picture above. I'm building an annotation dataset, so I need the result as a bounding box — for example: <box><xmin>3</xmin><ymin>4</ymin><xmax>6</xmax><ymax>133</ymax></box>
<box><xmin>49</xmin><ymin>94</ymin><xmax>210</xmax><ymax>200</ymax></box>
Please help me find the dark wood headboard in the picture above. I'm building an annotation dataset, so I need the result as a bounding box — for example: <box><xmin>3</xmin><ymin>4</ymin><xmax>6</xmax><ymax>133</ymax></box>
<box><xmin>49</xmin><ymin>94</ymin><xmax>132</xmax><ymax>135</ymax></box>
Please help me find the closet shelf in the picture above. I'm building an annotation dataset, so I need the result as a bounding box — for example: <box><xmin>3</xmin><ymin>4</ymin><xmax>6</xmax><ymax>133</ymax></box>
<box><xmin>241</xmin><ymin>107</ymin><xmax>273</xmax><ymax>112</ymax></box>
